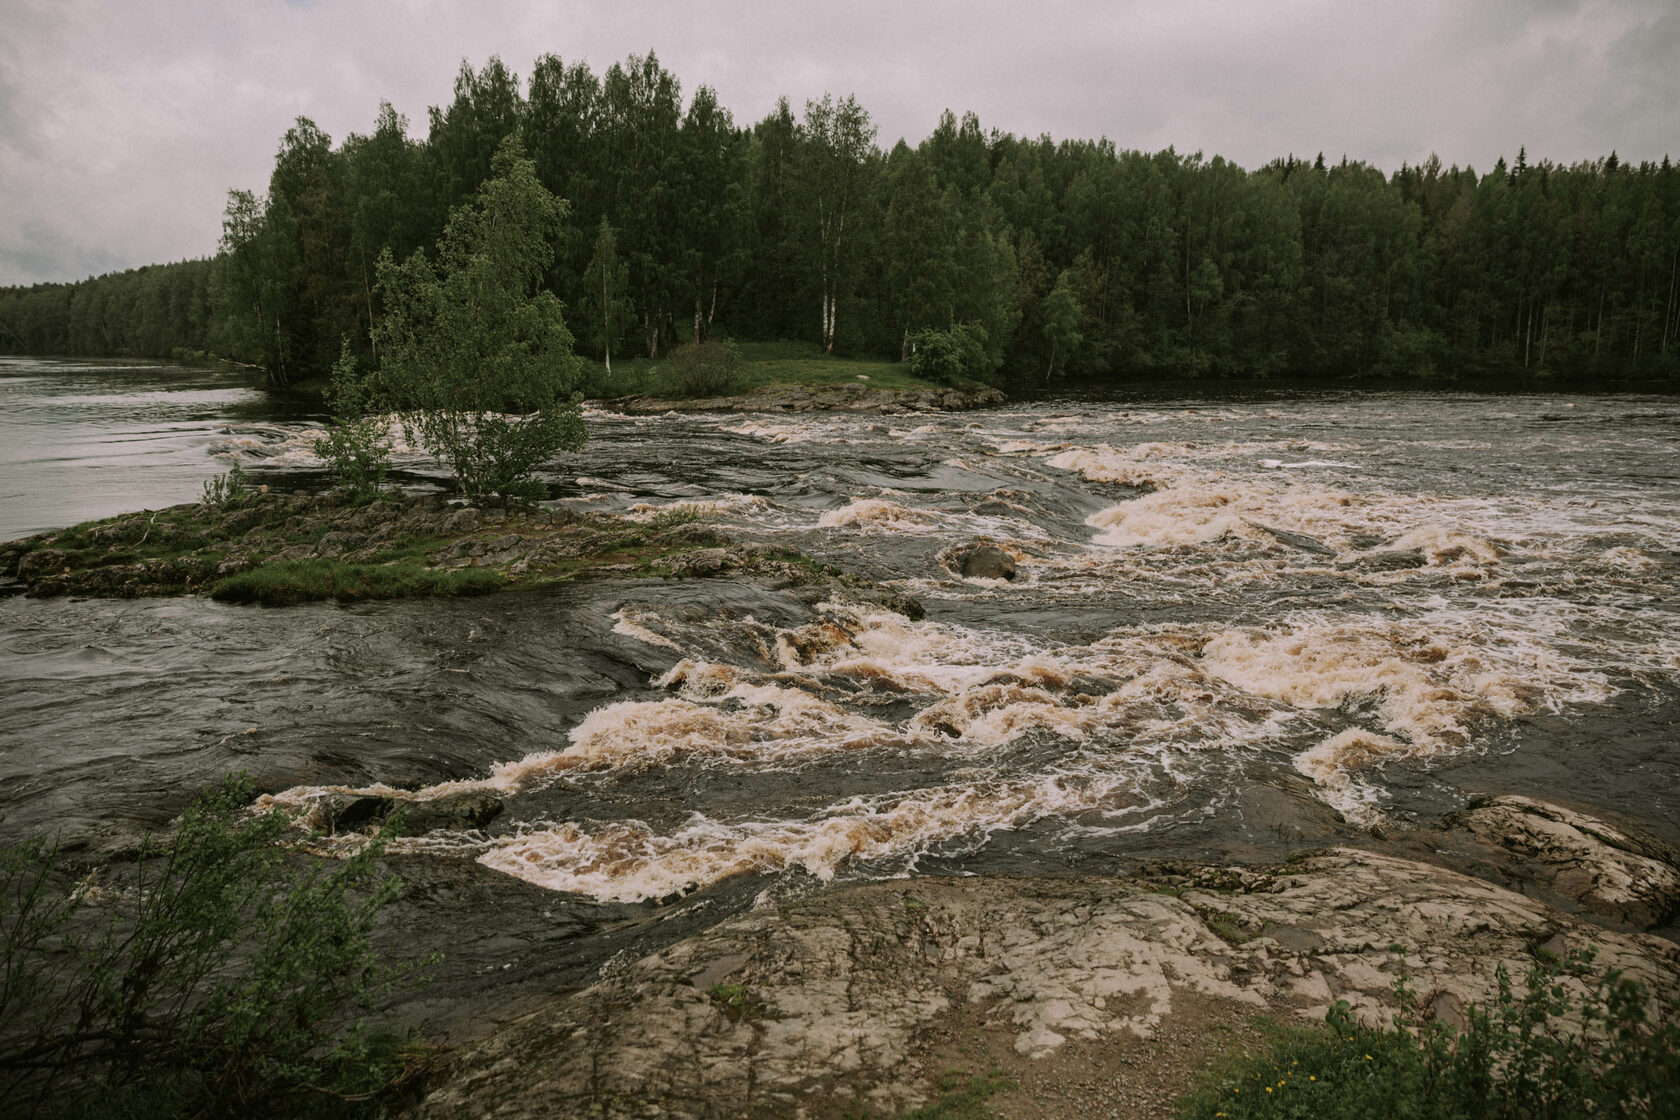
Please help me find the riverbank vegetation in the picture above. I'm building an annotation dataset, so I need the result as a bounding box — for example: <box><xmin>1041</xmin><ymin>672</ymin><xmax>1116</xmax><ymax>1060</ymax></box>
<box><xmin>590</xmin><ymin>339</ymin><xmax>944</xmax><ymax>399</ymax></box>
<box><xmin>0</xmin><ymin>777</ymin><xmax>431</xmax><ymax>1119</ymax></box>
<box><xmin>1</xmin><ymin>53</ymin><xmax>1675</xmax><ymax>389</ymax></box>
<box><xmin>1174</xmin><ymin>953</ymin><xmax>1679</xmax><ymax>1120</ymax></box>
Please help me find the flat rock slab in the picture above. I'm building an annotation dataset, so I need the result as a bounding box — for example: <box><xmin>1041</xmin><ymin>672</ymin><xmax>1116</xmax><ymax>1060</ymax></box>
<box><xmin>412</xmin><ymin>848</ymin><xmax>1680</xmax><ymax>1120</ymax></box>
<box><xmin>1449</xmin><ymin>795</ymin><xmax>1680</xmax><ymax>928</ymax></box>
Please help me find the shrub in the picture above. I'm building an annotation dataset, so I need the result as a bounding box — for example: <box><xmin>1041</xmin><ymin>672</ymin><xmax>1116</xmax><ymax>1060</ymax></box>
<box><xmin>659</xmin><ymin>339</ymin><xmax>746</xmax><ymax>399</ymax></box>
<box><xmin>1173</xmin><ymin>949</ymin><xmax>1680</xmax><ymax>1120</ymax></box>
<box><xmin>200</xmin><ymin>462</ymin><xmax>254</xmax><ymax>511</ymax></box>
<box><xmin>907</xmin><ymin>323</ymin><xmax>994</xmax><ymax>386</ymax></box>
<box><xmin>375</xmin><ymin>137</ymin><xmax>587</xmax><ymax>505</ymax></box>
<box><xmin>313</xmin><ymin>340</ymin><xmax>391</xmax><ymax>500</ymax></box>
<box><xmin>0</xmin><ymin>776</ymin><xmax>427</xmax><ymax>1118</ymax></box>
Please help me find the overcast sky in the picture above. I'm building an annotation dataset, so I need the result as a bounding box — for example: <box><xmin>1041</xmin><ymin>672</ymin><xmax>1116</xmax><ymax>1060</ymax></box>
<box><xmin>2</xmin><ymin>0</ymin><xmax>1676</xmax><ymax>286</ymax></box>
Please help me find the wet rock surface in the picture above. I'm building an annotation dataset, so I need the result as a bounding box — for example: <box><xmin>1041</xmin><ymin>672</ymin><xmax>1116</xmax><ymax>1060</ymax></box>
<box><xmin>318</xmin><ymin>792</ymin><xmax>508</xmax><ymax>837</ymax></box>
<box><xmin>599</xmin><ymin>383</ymin><xmax>1006</xmax><ymax>415</ymax></box>
<box><xmin>944</xmin><ymin>541</ymin><xmax>1019</xmax><ymax>581</ymax></box>
<box><xmin>1441</xmin><ymin>795</ymin><xmax>1680</xmax><ymax>928</ymax></box>
<box><xmin>412</xmin><ymin>833</ymin><xmax>1680</xmax><ymax>1120</ymax></box>
<box><xmin>0</xmin><ymin>493</ymin><xmax>909</xmax><ymax>609</ymax></box>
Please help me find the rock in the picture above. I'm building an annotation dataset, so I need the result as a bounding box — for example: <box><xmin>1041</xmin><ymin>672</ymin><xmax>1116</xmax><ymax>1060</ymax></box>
<box><xmin>16</xmin><ymin>548</ymin><xmax>70</xmax><ymax>580</ymax></box>
<box><xmin>669</xmin><ymin>548</ymin><xmax>735</xmax><ymax>578</ymax></box>
<box><xmin>1448</xmin><ymin>795</ymin><xmax>1680</xmax><ymax>928</ymax></box>
<box><xmin>396</xmin><ymin>792</ymin><xmax>505</xmax><ymax>836</ymax></box>
<box><xmin>319</xmin><ymin>791</ymin><xmax>504</xmax><ymax>836</ymax></box>
<box><xmin>412</xmin><ymin>849</ymin><xmax>1680</xmax><ymax>1120</ymax></box>
<box><xmin>944</xmin><ymin>543</ymin><xmax>1017</xmax><ymax>581</ymax></box>
<box><xmin>335</xmin><ymin>501</ymin><xmax>404</xmax><ymax>531</ymax></box>
<box><xmin>314</xmin><ymin>530</ymin><xmax>367</xmax><ymax>558</ymax></box>
<box><xmin>316</xmin><ymin>793</ymin><xmax>394</xmax><ymax>833</ymax></box>
<box><xmin>1339</xmin><ymin>548</ymin><xmax>1427</xmax><ymax>572</ymax></box>
<box><xmin>215</xmin><ymin>504</ymin><xmax>272</xmax><ymax>535</ymax></box>
<box><xmin>443</xmin><ymin>507</ymin><xmax>482</xmax><ymax>535</ymax></box>
<box><xmin>1251</xmin><ymin>523</ymin><xmax>1337</xmax><ymax>557</ymax></box>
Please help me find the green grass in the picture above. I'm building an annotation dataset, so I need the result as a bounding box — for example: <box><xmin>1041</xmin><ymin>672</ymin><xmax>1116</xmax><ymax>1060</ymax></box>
<box><xmin>707</xmin><ymin>982</ymin><xmax>770</xmax><ymax>1022</ymax></box>
<box><xmin>584</xmin><ymin>338</ymin><xmax>941</xmax><ymax>397</ymax></box>
<box><xmin>210</xmin><ymin>558</ymin><xmax>504</xmax><ymax>605</ymax></box>
<box><xmin>896</xmin><ymin>1071</ymin><xmax>1013</xmax><ymax>1119</ymax></box>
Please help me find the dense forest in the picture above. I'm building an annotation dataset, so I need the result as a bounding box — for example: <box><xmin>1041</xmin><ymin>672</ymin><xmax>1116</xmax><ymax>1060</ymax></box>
<box><xmin>2</xmin><ymin>51</ymin><xmax>1677</xmax><ymax>388</ymax></box>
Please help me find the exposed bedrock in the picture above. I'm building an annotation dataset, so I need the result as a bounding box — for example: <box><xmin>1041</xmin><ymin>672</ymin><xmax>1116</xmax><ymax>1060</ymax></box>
<box><xmin>1441</xmin><ymin>795</ymin><xmax>1680</xmax><ymax>929</ymax></box>
<box><xmin>411</xmin><ymin>809</ymin><xmax>1680</xmax><ymax>1120</ymax></box>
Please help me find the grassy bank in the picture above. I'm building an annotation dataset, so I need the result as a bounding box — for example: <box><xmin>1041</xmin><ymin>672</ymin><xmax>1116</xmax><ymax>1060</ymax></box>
<box><xmin>586</xmin><ymin>339</ymin><xmax>943</xmax><ymax>398</ymax></box>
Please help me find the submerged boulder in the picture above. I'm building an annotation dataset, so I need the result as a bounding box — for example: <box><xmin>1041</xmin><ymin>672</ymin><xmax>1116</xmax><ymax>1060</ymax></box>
<box><xmin>317</xmin><ymin>790</ymin><xmax>505</xmax><ymax>836</ymax></box>
<box><xmin>944</xmin><ymin>542</ymin><xmax>1017</xmax><ymax>581</ymax></box>
<box><xmin>1339</xmin><ymin>547</ymin><xmax>1427</xmax><ymax>572</ymax></box>
<box><xmin>398</xmin><ymin>791</ymin><xmax>505</xmax><ymax>836</ymax></box>
<box><xmin>317</xmin><ymin>793</ymin><xmax>394</xmax><ymax>833</ymax></box>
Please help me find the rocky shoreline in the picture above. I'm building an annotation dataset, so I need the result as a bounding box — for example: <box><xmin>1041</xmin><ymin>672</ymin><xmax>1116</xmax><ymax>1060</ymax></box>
<box><xmin>0</xmin><ymin>492</ymin><xmax>922</xmax><ymax>614</ymax></box>
<box><xmin>596</xmin><ymin>382</ymin><xmax>1007</xmax><ymax>415</ymax></box>
<box><xmin>406</xmin><ymin>796</ymin><xmax>1678</xmax><ymax>1120</ymax></box>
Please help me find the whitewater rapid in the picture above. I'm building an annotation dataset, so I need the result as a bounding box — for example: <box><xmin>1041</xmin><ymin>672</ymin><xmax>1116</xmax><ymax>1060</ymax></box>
<box><xmin>232</xmin><ymin>395</ymin><xmax>1680</xmax><ymax>903</ymax></box>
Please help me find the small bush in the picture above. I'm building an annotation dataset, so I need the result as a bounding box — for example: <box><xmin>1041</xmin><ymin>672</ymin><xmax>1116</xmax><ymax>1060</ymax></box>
<box><xmin>201</xmin><ymin>462</ymin><xmax>254</xmax><ymax>511</ymax></box>
<box><xmin>1173</xmin><ymin>950</ymin><xmax>1680</xmax><ymax>1120</ymax></box>
<box><xmin>0</xmin><ymin>775</ymin><xmax>427</xmax><ymax>1119</ymax></box>
<box><xmin>210</xmin><ymin>559</ymin><xmax>504</xmax><ymax>606</ymax></box>
<box><xmin>658</xmin><ymin>339</ymin><xmax>746</xmax><ymax>399</ymax></box>
<box><xmin>906</xmin><ymin>323</ymin><xmax>994</xmax><ymax>386</ymax></box>
<box><xmin>707</xmin><ymin>982</ymin><xmax>769</xmax><ymax>1022</ymax></box>
<box><xmin>314</xmin><ymin>340</ymin><xmax>391</xmax><ymax>500</ymax></box>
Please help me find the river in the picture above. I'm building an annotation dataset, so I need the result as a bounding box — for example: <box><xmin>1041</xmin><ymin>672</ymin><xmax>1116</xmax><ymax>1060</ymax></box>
<box><xmin>2</xmin><ymin>355</ymin><xmax>1677</xmax><ymax>1031</ymax></box>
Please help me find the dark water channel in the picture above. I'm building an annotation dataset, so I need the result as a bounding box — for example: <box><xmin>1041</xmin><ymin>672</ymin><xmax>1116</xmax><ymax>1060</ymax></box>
<box><xmin>2</xmin><ymin>356</ymin><xmax>1677</xmax><ymax>1034</ymax></box>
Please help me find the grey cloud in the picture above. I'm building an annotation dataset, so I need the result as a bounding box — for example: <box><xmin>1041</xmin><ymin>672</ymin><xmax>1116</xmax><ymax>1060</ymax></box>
<box><xmin>2</xmin><ymin>0</ymin><xmax>1675</xmax><ymax>286</ymax></box>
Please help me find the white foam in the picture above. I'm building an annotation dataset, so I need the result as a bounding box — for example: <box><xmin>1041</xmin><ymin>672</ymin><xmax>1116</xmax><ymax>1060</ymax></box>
<box><xmin>478</xmin><ymin>774</ymin><xmax>1143</xmax><ymax>902</ymax></box>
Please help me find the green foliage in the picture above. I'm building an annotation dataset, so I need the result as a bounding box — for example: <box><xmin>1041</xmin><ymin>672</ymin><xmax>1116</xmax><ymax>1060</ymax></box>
<box><xmin>580</xmin><ymin>219</ymin><xmax>634</xmax><ymax>372</ymax></box>
<box><xmin>706</xmin><ymin>982</ymin><xmax>769</xmax><ymax>1022</ymax></box>
<box><xmin>6</xmin><ymin>53</ymin><xmax>1677</xmax><ymax>388</ymax></box>
<box><xmin>908</xmin><ymin>323</ymin><xmax>995</xmax><ymax>386</ymax></box>
<box><xmin>210</xmin><ymin>558</ymin><xmax>503</xmax><ymax>606</ymax></box>
<box><xmin>0</xmin><ymin>776</ymin><xmax>426</xmax><ymax>1119</ymax></box>
<box><xmin>897</xmin><ymin>1070</ymin><xmax>1013</xmax><ymax>1119</ymax></box>
<box><xmin>1174</xmin><ymin>950</ymin><xmax>1680</xmax><ymax>1120</ymax></box>
<box><xmin>313</xmin><ymin>339</ymin><xmax>390</xmax><ymax>499</ymax></box>
<box><xmin>375</xmin><ymin>135</ymin><xmax>586</xmax><ymax>504</ymax></box>
<box><xmin>647</xmin><ymin>505</ymin><xmax>706</xmax><ymax>529</ymax></box>
<box><xmin>1040</xmin><ymin>268</ymin><xmax>1084</xmax><ymax>382</ymax></box>
<box><xmin>200</xmin><ymin>462</ymin><xmax>254</xmax><ymax>511</ymax></box>
<box><xmin>658</xmin><ymin>338</ymin><xmax>746</xmax><ymax>398</ymax></box>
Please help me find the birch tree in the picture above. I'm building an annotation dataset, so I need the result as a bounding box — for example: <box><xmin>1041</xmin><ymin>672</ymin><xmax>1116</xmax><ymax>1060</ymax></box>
<box><xmin>799</xmin><ymin>94</ymin><xmax>877</xmax><ymax>352</ymax></box>
<box><xmin>582</xmin><ymin>219</ymin><xmax>633</xmax><ymax>373</ymax></box>
<box><xmin>375</xmin><ymin>137</ymin><xmax>586</xmax><ymax>503</ymax></box>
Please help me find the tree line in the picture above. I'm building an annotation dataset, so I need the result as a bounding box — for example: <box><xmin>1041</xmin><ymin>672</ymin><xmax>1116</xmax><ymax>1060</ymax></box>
<box><xmin>2</xmin><ymin>51</ymin><xmax>1677</xmax><ymax>387</ymax></box>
